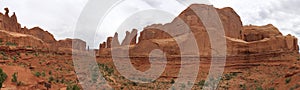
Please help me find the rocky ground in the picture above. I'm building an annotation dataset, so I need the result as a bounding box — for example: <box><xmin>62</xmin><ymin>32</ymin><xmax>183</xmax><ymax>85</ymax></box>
<box><xmin>0</xmin><ymin>4</ymin><xmax>299</xmax><ymax>90</ymax></box>
<box><xmin>0</xmin><ymin>47</ymin><xmax>299</xmax><ymax>90</ymax></box>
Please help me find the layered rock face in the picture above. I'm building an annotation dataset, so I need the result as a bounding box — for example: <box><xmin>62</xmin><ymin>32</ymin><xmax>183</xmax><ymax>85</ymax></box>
<box><xmin>99</xmin><ymin>4</ymin><xmax>299</xmax><ymax>57</ymax></box>
<box><xmin>0</xmin><ymin>30</ymin><xmax>46</xmax><ymax>49</ymax></box>
<box><xmin>25</xmin><ymin>27</ymin><xmax>56</xmax><ymax>43</ymax></box>
<box><xmin>0</xmin><ymin>8</ymin><xmax>22</xmax><ymax>33</ymax></box>
<box><xmin>227</xmin><ymin>24</ymin><xmax>299</xmax><ymax>56</ymax></box>
<box><xmin>0</xmin><ymin>8</ymin><xmax>86</xmax><ymax>52</ymax></box>
<box><xmin>56</xmin><ymin>39</ymin><xmax>86</xmax><ymax>51</ymax></box>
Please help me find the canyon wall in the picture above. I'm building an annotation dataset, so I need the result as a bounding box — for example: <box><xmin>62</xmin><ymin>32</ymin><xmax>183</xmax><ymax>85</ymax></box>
<box><xmin>99</xmin><ymin>4</ymin><xmax>299</xmax><ymax>57</ymax></box>
<box><xmin>0</xmin><ymin>8</ymin><xmax>86</xmax><ymax>53</ymax></box>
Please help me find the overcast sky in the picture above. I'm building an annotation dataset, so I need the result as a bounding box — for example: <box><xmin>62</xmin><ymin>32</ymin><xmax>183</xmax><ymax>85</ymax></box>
<box><xmin>0</xmin><ymin>0</ymin><xmax>299</xmax><ymax>48</ymax></box>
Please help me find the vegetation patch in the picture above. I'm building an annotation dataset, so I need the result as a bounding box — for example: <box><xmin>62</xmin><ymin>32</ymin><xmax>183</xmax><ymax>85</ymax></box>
<box><xmin>285</xmin><ymin>77</ymin><xmax>292</xmax><ymax>84</ymax></box>
<box><xmin>5</xmin><ymin>42</ymin><xmax>17</xmax><ymax>46</ymax></box>
<box><xmin>0</xmin><ymin>68</ymin><xmax>7</xmax><ymax>88</ymax></box>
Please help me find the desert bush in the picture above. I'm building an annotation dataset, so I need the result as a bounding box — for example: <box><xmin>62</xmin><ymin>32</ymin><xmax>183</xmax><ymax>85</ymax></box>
<box><xmin>60</xmin><ymin>78</ymin><xmax>65</xmax><ymax>83</ymax></box>
<box><xmin>0</xmin><ymin>68</ymin><xmax>7</xmax><ymax>88</ymax></box>
<box><xmin>127</xmin><ymin>81</ymin><xmax>138</xmax><ymax>86</ymax></box>
<box><xmin>41</xmin><ymin>71</ymin><xmax>46</xmax><ymax>77</ymax></box>
<box><xmin>34</xmin><ymin>72</ymin><xmax>41</xmax><ymax>77</ymax></box>
<box><xmin>197</xmin><ymin>80</ymin><xmax>205</xmax><ymax>87</ymax></box>
<box><xmin>0</xmin><ymin>39</ymin><xmax>3</xmax><ymax>43</ymax></box>
<box><xmin>268</xmin><ymin>87</ymin><xmax>275</xmax><ymax>90</ymax></box>
<box><xmin>67</xmin><ymin>84</ymin><xmax>80</xmax><ymax>90</ymax></box>
<box><xmin>5</xmin><ymin>42</ymin><xmax>17</xmax><ymax>46</ymax></box>
<box><xmin>256</xmin><ymin>86</ymin><xmax>263</xmax><ymax>90</ymax></box>
<box><xmin>34</xmin><ymin>52</ymin><xmax>39</xmax><ymax>57</ymax></box>
<box><xmin>48</xmin><ymin>76</ymin><xmax>54</xmax><ymax>82</ymax></box>
<box><xmin>17</xmin><ymin>81</ymin><xmax>23</xmax><ymax>86</ymax></box>
<box><xmin>286</xmin><ymin>77</ymin><xmax>292</xmax><ymax>84</ymax></box>
<box><xmin>0</xmin><ymin>51</ymin><xmax>6</xmax><ymax>56</ymax></box>
<box><xmin>11</xmin><ymin>72</ymin><xmax>18</xmax><ymax>82</ymax></box>
<box><xmin>48</xmin><ymin>71</ymin><xmax>52</xmax><ymax>75</ymax></box>
<box><xmin>223</xmin><ymin>72</ymin><xmax>238</xmax><ymax>80</ymax></box>
<box><xmin>44</xmin><ymin>83</ymin><xmax>51</xmax><ymax>89</ymax></box>
<box><xmin>12</xmin><ymin>56</ymin><xmax>18</xmax><ymax>62</ymax></box>
<box><xmin>290</xmin><ymin>84</ymin><xmax>300</xmax><ymax>90</ymax></box>
<box><xmin>2</xmin><ymin>56</ymin><xmax>8</xmax><ymax>60</ymax></box>
<box><xmin>98</xmin><ymin>63</ymin><xmax>114</xmax><ymax>76</ymax></box>
<box><xmin>170</xmin><ymin>79</ymin><xmax>175</xmax><ymax>84</ymax></box>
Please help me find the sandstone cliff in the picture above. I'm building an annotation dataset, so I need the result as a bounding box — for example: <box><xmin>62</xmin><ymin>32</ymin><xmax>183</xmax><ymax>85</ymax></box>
<box><xmin>99</xmin><ymin>4</ymin><xmax>299</xmax><ymax>57</ymax></box>
<box><xmin>0</xmin><ymin>8</ymin><xmax>86</xmax><ymax>53</ymax></box>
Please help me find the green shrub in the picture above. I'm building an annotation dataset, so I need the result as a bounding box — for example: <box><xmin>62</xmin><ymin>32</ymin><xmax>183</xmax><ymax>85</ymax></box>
<box><xmin>60</xmin><ymin>78</ymin><xmax>65</xmax><ymax>83</ymax></box>
<box><xmin>0</xmin><ymin>68</ymin><xmax>7</xmax><ymax>88</ymax></box>
<box><xmin>224</xmin><ymin>72</ymin><xmax>238</xmax><ymax>80</ymax></box>
<box><xmin>34</xmin><ymin>72</ymin><xmax>41</xmax><ymax>77</ymax></box>
<box><xmin>67</xmin><ymin>84</ymin><xmax>81</xmax><ymax>90</ymax></box>
<box><xmin>12</xmin><ymin>56</ymin><xmax>18</xmax><ymax>62</ymax></box>
<box><xmin>197</xmin><ymin>80</ymin><xmax>205</xmax><ymax>87</ymax></box>
<box><xmin>0</xmin><ymin>39</ymin><xmax>3</xmax><ymax>43</ymax></box>
<box><xmin>5</xmin><ymin>42</ymin><xmax>17</xmax><ymax>46</ymax></box>
<box><xmin>256</xmin><ymin>86</ymin><xmax>263</xmax><ymax>90</ymax></box>
<box><xmin>34</xmin><ymin>53</ymin><xmax>39</xmax><ymax>57</ymax></box>
<box><xmin>41</xmin><ymin>71</ymin><xmax>46</xmax><ymax>77</ymax></box>
<box><xmin>170</xmin><ymin>79</ymin><xmax>175</xmax><ymax>84</ymax></box>
<box><xmin>48</xmin><ymin>76</ymin><xmax>54</xmax><ymax>82</ymax></box>
<box><xmin>48</xmin><ymin>71</ymin><xmax>52</xmax><ymax>75</ymax></box>
<box><xmin>17</xmin><ymin>81</ymin><xmax>23</xmax><ymax>86</ymax></box>
<box><xmin>286</xmin><ymin>77</ymin><xmax>292</xmax><ymax>84</ymax></box>
<box><xmin>11</xmin><ymin>72</ymin><xmax>18</xmax><ymax>82</ymax></box>
<box><xmin>2</xmin><ymin>56</ymin><xmax>8</xmax><ymax>60</ymax></box>
<box><xmin>0</xmin><ymin>51</ymin><xmax>6</xmax><ymax>56</ymax></box>
<box><xmin>290</xmin><ymin>84</ymin><xmax>300</xmax><ymax>90</ymax></box>
<box><xmin>98</xmin><ymin>64</ymin><xmax>114</xmax><ymax>74</ymax></box>
<box><xmin>268</xmin><ymin>87</ymin><xmax>275</xmax><ymax>90</ymax></box>
<box><xmin>240</xmin><ymin>84</ymin><xmax>246</xmax><ymax>90</ymax></box>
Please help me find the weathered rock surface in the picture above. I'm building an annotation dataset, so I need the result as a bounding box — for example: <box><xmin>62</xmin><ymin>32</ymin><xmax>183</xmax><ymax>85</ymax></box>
<box><xmin>121</xmin><ymin>29</ymin><xmax>138</xmax><ymax>45</ymax></box>
<box><xmin>0</xmin><ymin>8</ymin><xmax>86</xmax><ymax>53</ymax></box>
<box><xmin>242</xmin><ymin>24</ymin><xmax>282</xmax><ymax>42</ymax></box>
<box><xmin>0</xmin><ymin>30</ymin><xmax>46</xmax><ymax>49</ymax></box>
<box><xmin>0</xmin><ymin>8</ymin><xmax>22</xmax><ymax>33</ymax></box>
<box><xmin>99</xmin><ymin>4</ymin><xmax>299</xmax><ymax>57</ymax></box>
<box><xmin>25</xmin><ymin>27</ymin><xmax>56</xmax><ymax>43</ymax></box>
<box><xmin>56</xmin><ymin>38</ymin><xmax>86</xmax><ymax>51</ymax></box>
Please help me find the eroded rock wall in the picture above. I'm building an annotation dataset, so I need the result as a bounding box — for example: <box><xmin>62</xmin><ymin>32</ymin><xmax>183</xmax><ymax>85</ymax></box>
<box><xmin>98</xmin><ymin>4</ymin><xmax>299</xmax><ymax>57</ymax></box>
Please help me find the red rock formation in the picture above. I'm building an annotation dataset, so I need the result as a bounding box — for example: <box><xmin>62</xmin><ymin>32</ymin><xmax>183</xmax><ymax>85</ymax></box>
<box><xmin>25</xmin><ymin>27</ymin><xmax>56</xmax><ymax>43</ymax></box>
<box><xmin>56</xmin><ymin>38</ymin><xmax>86</xmax><ymax>51</ymax></box>
<box><xmin>106</xmin><ymin>37</ymin><xmax>113</xmax><ymax>48</ymax></box>
<box><xmin>98</xmin><ymin>4</ymin><xmax>299</xmax><ymax>57</ymax></box>
<box><xmin>99</xmin><ymin>42</ymin><xmax>106</xmax><ymax>48</ymax></box>
<box><xmin>0</xmin><ymin>8</ymin><xmax>22</xmax><ymax>33</ymax></box>
<box><xmin>0</xmin><ymin>8</ymin><xmax>87</xmax><ymax>53</ymax></box>
<box><xmin>121</xmin><ymin>29</ymin><xmax>138</xmax><ymax>45</ymax></box>
<box><xmin>112</xmin><ymin>32</ymin><xmax>121</xmax><ymax>47</ymax></box>
<box><xmin>0</xmin><ymin>30</ymin><xmax>46</xmax><ymax>49</ymax></box>
<box><xmin>242</xmin><ymin>24</ymin><xmax>282</xmax><ymax>42</ymax></box>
